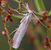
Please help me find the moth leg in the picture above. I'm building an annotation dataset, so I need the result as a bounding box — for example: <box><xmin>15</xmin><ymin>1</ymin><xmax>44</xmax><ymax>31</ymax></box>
<box><xmin>10</xmin><ymin>28</ymin><xmax>18</xmax><ymax>35</ymax></box>
<box><xmin>33</xmin><ymin>13</ymin><xmax>47</xmax><ymax>28</ymax></box>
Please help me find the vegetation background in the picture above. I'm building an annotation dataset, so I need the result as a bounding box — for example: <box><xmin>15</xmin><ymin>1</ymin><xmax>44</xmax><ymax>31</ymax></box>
<box><xmin>0</xmin><ymin>0</ymin><xmax>51</xmax><ymax>50</ymax></box>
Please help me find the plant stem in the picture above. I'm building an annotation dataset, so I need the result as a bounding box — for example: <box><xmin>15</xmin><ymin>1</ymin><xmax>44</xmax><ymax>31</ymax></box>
<box><xmin>5</xmin><ymin>0</ymin><xmax>10</xmax><ymax>9</ymax></box>
<box><xmin>13</xmin><ymin>0</ymin><xmax>19</xmax><ymax>3</ymax></box>
<box><xmin>0</xmin><ymin>6</ymin><xmax>51</xmax><ymax>19</ymax></box>
<box><xmin>47</xmin><ymin>10</ymin><xmax>51</xmax><ymax>16</ymax></box>
<box><xmin>1</xmin><ymin>14</ymin><xmax>12</xmax><ymax>50</ymax></box>
<box><xmin>4</xmin><ymin>0</ymin><xmax>47</xmax><ymax>17</ymax></box>
<box><xmin>34</xmin><ymin>0</ymin><xmax>41</xmax><ymax>11</ymax></box>
<box><xmin>13</xmin><ymin>0</ymin><xmax>26</xmax><ymax>9</ymax></box>
<box><xmin>38</xmin><ymin>0</ymin><xmax>46</xmax><ymax>11</ymax></box>
<box><xmin>34</xmin><ymin>0</ymin><xmax>46</xmax><ymax>11</ymax></box>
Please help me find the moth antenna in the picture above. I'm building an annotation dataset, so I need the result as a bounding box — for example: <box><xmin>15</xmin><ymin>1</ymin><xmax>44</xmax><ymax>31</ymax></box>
<box><xmin>10</xmin><ymin>28</ymin><xmax>18</xmax><ymax>35</ymax></box>
<box><xmin>14</xmin><ymin>9</ymin><xmax>27</xmax><ymax>16</ymax></box>
<box><xmin>33</xmin><ymin>13</ymin><xmax>47</xmax><ymax>28</ymax></box>
<box><xmin>21</xmin><ymin>8</ymin><xmax>27</xmax><ymax>11</ymax></box>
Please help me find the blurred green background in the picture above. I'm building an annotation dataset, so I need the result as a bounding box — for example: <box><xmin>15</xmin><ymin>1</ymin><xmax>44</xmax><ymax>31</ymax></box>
<box><xmin>0</xmin><ymin>0</ymin><xmax>51</xmax><ymax>50</ymax></box>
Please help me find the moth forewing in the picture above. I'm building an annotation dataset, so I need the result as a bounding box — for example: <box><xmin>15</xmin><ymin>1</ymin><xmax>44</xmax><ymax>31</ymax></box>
<box><xmin>20</xmin><ymin>16</ymin><xmax>27</xmax><ymax>23</ymax></box>
<box><xmin>12</xmin><ymin>14</ymin><xmax>32</xmax><ymax>49</ymax></box>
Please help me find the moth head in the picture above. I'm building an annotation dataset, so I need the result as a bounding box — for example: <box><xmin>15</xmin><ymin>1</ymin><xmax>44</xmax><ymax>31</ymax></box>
<box><xmin>25</xmin><ymin>3</ymin><xmax>33</xmax><ymax>13</ymax></box>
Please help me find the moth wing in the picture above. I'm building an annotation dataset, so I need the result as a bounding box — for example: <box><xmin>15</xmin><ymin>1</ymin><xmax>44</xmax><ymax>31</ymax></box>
<box><xmin>12</xmin><ymin>15</ymin><xmax>32</xmax><ymax>49</ymax></box>
<box><xmin>20</xmin><ymin>14</ymin><xmax>28</xmax><ymax>23</ymax></box>
<box><xmin>20</xmin><ymin>16</ymin><xmax>26</xmax><ymax>23</ymax></box>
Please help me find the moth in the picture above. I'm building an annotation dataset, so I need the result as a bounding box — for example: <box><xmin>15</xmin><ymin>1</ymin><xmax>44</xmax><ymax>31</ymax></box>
<box><xmin>12</xmin><ymin>3</ymin><xmax>47</xmax><ymax>49</ymax></box>
<box><xmin>12</xmin><ymin>3</ymin><xmax>33</xmax><ymax>49</ymax></box>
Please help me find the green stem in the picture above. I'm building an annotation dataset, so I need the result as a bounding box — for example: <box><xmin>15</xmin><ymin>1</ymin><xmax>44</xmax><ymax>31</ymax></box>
<box><xmin>19</xmin><ymin>3</ymin><xmax>21</xmax><ymax>11</ymax></box>
<box><xmin>34</xmin><ymin>0</ymin><xmax>46</xmax><ymax>11</ymax></box>
<box><xmin>0</xmin><ymin>6</ymin><xmax>51</xmax><ymax>18</ymax></box>
<box><xmin>47</xmin><ymin>10</ymin><xmax>51</xmax><ymax>16</ymax></box>
<box><xmin>13</xmin><ymin>0</ymin><xmax>19</xmax><ymax>3</ymax></box>
<box><xmin>12</xmin><ymin>14</ymin><xmax>23</xmax><ymax>19</ymax></box>
<box><xmin>12</xmin><ymin>14</ymin><xmax>38</xmax><ymax>20</ymax></box>
<box><xmin>13</xmin><ymin>0</ymin><xmax>26</xmax><ymax>9</ymax></box>
<box><xmin>19</xmin><ymin>0</ymin><xmax>22</xmax><ymax>12</ymax></box>
<box><xmin>34</xmin><ymin>11</ymin><xmax>44</xmax><ymax>17</ymax></box>
<box><xmin>38</xmin><ymin>0</ymin><xmax>46</xmax><ymax>11</ymax></box>
<box><xmin>1</xmin><ymin>14</ymin><xmax>12</xmax><ymax>50</ymax></box>
<box><xmin>34</xmin><ymin>0</ymin><xmax>41</xmax><ymax>11</ymax></box>
<box><xmin>5</xmin><ymin>0</ymin><xmax>10</xmax><ymax>9</ymax></box>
